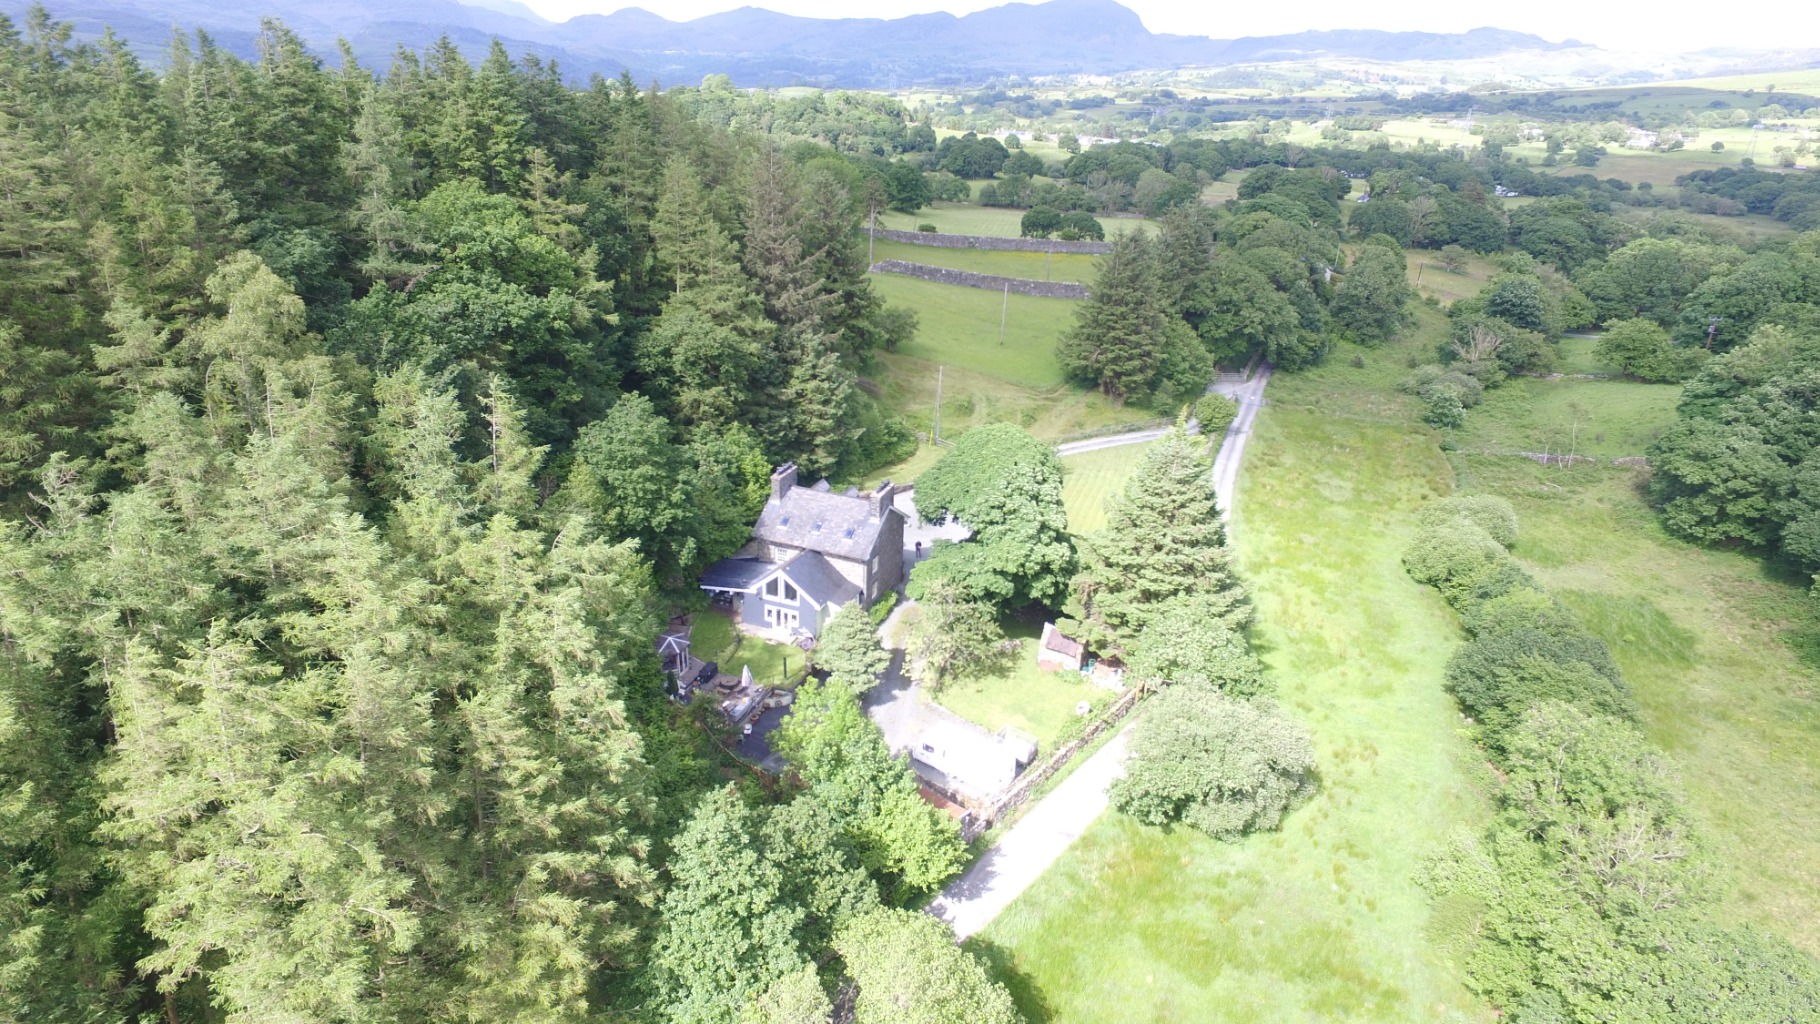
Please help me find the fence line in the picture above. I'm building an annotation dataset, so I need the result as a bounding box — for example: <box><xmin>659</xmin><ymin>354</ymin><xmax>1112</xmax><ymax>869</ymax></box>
<box><xmin>868</xmin><ymin>259</ymin><xmax>1091</xmax><ymax>300</ymax></box>
<box><xmin>961</xmin><ymin>686</ymin><xmax>1143</xmax><ymax>842</ymax></box>
<box><xmin>869</xmin><ymin>226</ymin><xmax>1112</xmax><ymax>254</ymax></box>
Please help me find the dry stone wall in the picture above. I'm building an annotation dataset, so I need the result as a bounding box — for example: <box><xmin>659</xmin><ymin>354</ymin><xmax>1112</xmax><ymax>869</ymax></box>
<box><xmin>868</xmin><ymin>259</ymin><xmax>1091</xmax><ymax>300</ymax></box>
<box><xmin>871</xmin><ymin>227</ymin><xmax>1112</xmax><ymax>255</ymax></box>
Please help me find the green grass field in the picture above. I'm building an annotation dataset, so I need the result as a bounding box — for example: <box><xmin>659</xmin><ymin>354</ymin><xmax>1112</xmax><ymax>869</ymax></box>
<box><xmin>871</xmin><ymin>273</ymin><xmax>1080</xmax><ymax>388</ymax></box>
<box><xmin>868</xmin><ymin>237</ymin><xmax>1101</xmax><ymax>285</ymax></box>
<box><xmin>879</xmin><ymin>202</ymin><xmax>1158</xmax><ymax>239</ymax></box>
<box><xmin>868</xmin><ymin>349</ymin><xmax>1158</xmax><ymax>448</ymax></box>
<box><xmin>1555</xmin><ymin>335</ymin><xmax>1620</xmax><ymax>375</ymax></box>
<box><xmin>1403</xmin><ymin>249</ymin><xmax>1502</xmax><ymax>305</ymax></box>
<box><xmin>933</xmin><ymin>626</ymin><xmax>1096</xmax><ymax>752</ymax></box>
<box><xmin>978</xmin><ymin>312</ymin><xmax>1495</xmax><ymax>1023</ymax></box>
<box><xmin>1059</xmin><ymin>441</ymin><xmax>1154</xmax><ymax>535</ymax></box>
<box><xmin>1446</xmin><ymin>374</ymin><xmax>1820</xmax><ymax>956</ymax></box>
<box><xmin>1455</xmin><ymin>373</ymin><xmax>1682</xmax><ymax>460</ymax></box>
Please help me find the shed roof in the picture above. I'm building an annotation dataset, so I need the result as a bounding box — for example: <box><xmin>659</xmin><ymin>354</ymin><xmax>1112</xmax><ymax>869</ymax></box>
<box><xmin>700</xmin><ymin>557</ymin><xmax>776</xmax><ymax>593</ymax></box>
<box><xmin>1041</xmin><ymin>621</ymin><xmax>1084</xmax><ymax>660</ymax></box>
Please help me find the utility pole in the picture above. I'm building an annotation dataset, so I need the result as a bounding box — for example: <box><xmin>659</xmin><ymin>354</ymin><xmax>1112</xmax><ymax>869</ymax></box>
<box><xmin>998</xmin><ymin>283</ymin><xmax>1010</xmax><ymax>346</ymax></box>
<box><xmin>933</xmin><ymin>365</ymin><xmax>943</xmax><ymax>445</ymax></box>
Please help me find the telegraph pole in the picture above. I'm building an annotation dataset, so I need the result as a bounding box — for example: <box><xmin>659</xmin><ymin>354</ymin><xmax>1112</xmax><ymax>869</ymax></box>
<box><xmin>998</xmin><ymin>283</ymin><xmax>1010</xmax><ymax>345</ymax></box>
<box><xmin>933</xmin><ymin>365</ymin><xmax>943</xmax><ymax>445</ymax></box>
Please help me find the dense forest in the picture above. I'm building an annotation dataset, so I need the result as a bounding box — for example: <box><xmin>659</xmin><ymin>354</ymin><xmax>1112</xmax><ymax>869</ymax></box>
<box><xmin>0</xmin><ymin>7</ymin><xmax>1025</xmax><ymax>1021</ymax></box>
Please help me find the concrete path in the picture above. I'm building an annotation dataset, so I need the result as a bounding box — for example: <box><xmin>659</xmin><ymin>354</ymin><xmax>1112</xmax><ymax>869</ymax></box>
<box><xmin>1212</xmin><ymin>364</ymin><xmax>1273</xmax><ymax>522</ymax></box>
<box><xmin>924</xmin><ymin>363</ymin><xmax>1273</xmax><ymax>939</ymax></box>
<box><xmin>927</xmin><ymin>726</ymin><xmax>1131</xmax><ymax>939</ymax></box>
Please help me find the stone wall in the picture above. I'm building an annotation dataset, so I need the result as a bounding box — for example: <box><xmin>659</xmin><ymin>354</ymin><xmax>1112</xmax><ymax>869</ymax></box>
<box><xmin>868</xmin><ymin>260</ymin><xmax>1092</xmax><ymax>300</ymax></box>
<box><xmin>871</xmin><ymin>227</ymin><xmax>1112</xmax><ymax>255</ymax></box>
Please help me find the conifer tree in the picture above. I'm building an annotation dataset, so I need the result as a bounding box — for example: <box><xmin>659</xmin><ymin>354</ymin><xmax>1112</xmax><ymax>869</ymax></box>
<box><xmin>811</xmin><ymin>601</ymin><xmax>890</xmax><ymax>687</ymax></box>
<box><xmin>1058</xmin><ymin>231</ymin><xmax>1167</xmax><ymax>403</ymax></box>
<box><xmin>1065</xmin><ymin>426</ymin><xmax>1243</xmax><ymax>657</ymax></box>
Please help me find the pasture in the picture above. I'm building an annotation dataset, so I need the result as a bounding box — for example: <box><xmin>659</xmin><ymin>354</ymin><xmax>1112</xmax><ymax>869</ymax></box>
<box><xmin>868</xmin><ymin>237</ymin><xmax>1100</xmax><ymax>285</ymax></box>
<box><xmin>1449</xmin><ymin>451</ymin><xmax>1820</xmax><ymax>956</ymax></box>
<box><xmin>878</xmin><ymin>202</ymin><xmax>1158</xmax><ymax>239</ymax></box>
<box><xmin>977</xmin><ymin>312</ymin><xmax>1495</xmax><ymax>1023</ymax></box>
<box><xmin>1454</xmin><ymin>372</ymin><xmax>1682</xmax><ymax>460</ymax></box>
<box><xmin>870</xmin><ymin>273</ymin><xmax>1079</xmax><ymax>387</ymax></box>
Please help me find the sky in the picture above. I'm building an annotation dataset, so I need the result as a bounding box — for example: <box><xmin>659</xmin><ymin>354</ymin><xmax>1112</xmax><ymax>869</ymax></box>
<box><xmin>509</xmin><ymin>0</ymin><xmax>1797</xmax><ymax>53</ymax></box>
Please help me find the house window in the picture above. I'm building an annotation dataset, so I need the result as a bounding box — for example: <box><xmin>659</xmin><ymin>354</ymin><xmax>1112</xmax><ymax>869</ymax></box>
<box><xmin>871</xmin><ymin>555</ymin><xmax>880</xmax><ymax>575</ymax></box>
<box><xmin>765</xmin><ymin>577</ymin><xmax>780</xmax><ymax>597</ymax></box>
<box><xmin>764</xmin><ymin>606</ymin><xmax>800</xmax><ymax>629</ymax></box>
<box><xmin>782</xmin><ymin>580</ymin><xmax>798</xmax><ymax>602</ymax></box>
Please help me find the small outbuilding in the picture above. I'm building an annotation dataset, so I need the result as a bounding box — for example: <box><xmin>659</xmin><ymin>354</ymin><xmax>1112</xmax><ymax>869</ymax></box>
<box><xmin>1036</xmin><ymin>621</ymin><xmax>1085</xmax><ymax>673</ymax></box>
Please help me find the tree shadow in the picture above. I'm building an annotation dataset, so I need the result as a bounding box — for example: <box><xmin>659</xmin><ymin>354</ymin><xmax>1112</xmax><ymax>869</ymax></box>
<box><xmin>965</xmin><ymin>934</ymin><xmax>1058</xmax><ymax>1024</ymax></box>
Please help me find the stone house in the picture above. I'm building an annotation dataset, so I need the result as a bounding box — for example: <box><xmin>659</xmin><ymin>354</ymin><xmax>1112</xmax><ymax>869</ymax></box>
<box><xmin>698</xmin><ymin>463</ymin><xmax>905</xmax><ymax>638</ymax></box>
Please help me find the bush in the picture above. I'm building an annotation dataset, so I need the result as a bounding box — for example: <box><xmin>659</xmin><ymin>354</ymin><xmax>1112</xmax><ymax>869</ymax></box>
<box><xmin>1402</xmin><ymin>517</ymin><xmax>1510</xmax><ymax>600</ymax></box>
<box><xmin>1417</xmin><ymin>494</ymin><xmax>1519</xmax><ymax>547</ymax></box>
<box><xmin>916</xmin><ymin>223</ymin><xmax>938</xmax><ymax>233</ymax></box>
<box><xmin>1445</xmin><ymin>590</ymin><xmax>1638</xmax><ymax>740</ymax></box>
<box><xmin>866</xmin><ymin>591</ymin><xmax>897</xmax><ymax>626</ymax></box>
<box><xmin>1399</xmin><ymin>364</ymin><xmax>1484</xmax><ymax>429</ymax></box>
<box><xmin>1193</xmin><ymin>392</ymin><xmax>1239</xmax><ymax>436</ymax></box>
<box><xmin>1112</xmin><ymin>690</ymin><xmax>1315</xmax><ymax>840</ymax></box>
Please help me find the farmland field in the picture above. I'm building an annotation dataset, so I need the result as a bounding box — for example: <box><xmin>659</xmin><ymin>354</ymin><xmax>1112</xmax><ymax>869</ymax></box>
<box><xmin>878</xmin><ymin>202</ymin><xmax>1158</xmax><ymax>239</ymax></box>
<box><xmin>977</xmin><ymin>312</ymin><xmax>1494</xmax><ymax>1023</ymax></box>
<box><xmin>871</xmin><ymin>273</ymin><xmax>1080</xmax><ymax>387</ymax></box>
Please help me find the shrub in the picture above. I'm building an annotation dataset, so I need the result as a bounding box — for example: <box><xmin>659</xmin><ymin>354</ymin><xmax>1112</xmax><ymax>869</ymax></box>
<box><xmin>1193</xmin><ymin>392</ymin><xmax>1239</xmax><ymax>436</ymax></box>
<box><xmin>1402</xmin><ymin>517</ymin><xmax>1509</xmax><ymax>598</ymax></box>
<box><xmin>916</xmin><ymin>222</ymin><xmax>938</xmax><ymax>233</ymax></box>
<box><xmin>1127</xmin><ymin>594</ymin><xmax>1267</xmax><ymax>696</ymax></box>
<box><xmin>1112</xmin><ymin>690</ymin><xmax>1315</xmax><ymax>840</ymax></box>
<box><xmin>1417</xmin><ymin>494</ymin><xmax>1519</xmax><ymax>547</ymax></box>
<box><xmin>1445</xmin><ymin>590</ymin><xmax>1637</xmax><ymax>740</ymax></box>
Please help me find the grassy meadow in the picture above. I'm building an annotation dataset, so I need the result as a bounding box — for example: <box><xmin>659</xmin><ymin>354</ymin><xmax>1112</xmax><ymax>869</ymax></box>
<box><xmin>878</xmin><ymin>202</ymin><xmax>1158</xmax><ymax>239</ymax></box>
<box><xmin>1445</xmin><ymin>371</ymin><xmax>1820</xmax><ymax>955</ymax></box>
<box><xmin>871</xmin><ymin>273</ymin><xmax>1080</xmax><ymax>388</ymax></box>
<box><xmin>977</xmin><ymin>309</ymin><xmax>1495</xmax><ymax>1023</ymax></box>
<box><xmin>864</xmin><ymin>271</ymin><xmax>1160</xmax><ymax>450</ymax></box>
<box><xmin>869</xmin><ymin>237</ymin><xmax>1101</xmax><ymax>284</ymax></box>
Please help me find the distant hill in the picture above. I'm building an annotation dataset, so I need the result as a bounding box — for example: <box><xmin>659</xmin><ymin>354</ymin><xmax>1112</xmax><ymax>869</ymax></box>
<box><xmin>0</xmin><ymin>0</ymin><xmax>1583</xmax><ymax>86</ymax></box>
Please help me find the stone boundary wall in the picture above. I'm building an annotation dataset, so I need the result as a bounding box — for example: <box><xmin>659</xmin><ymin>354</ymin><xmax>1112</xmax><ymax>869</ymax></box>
<box><xmin>871</xmin><ymin>227</ymin><xmax>1112</xmax><ymax>255</ymax></box>
<box><xmin>868</xmin><ymin>260</ymin><xmax>1092</xmax><ymax>300</ymax></box>
<box><xmin>960</xmin><ymin>686</ymin><xmax>1142</xmax><ymax>842</ymax></box>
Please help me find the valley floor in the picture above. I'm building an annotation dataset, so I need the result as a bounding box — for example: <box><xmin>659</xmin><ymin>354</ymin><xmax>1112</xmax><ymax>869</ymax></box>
<box><xmin>974</xmin><ymin>311</ymin><xmax>1494</xmax><ymax>1022</ymax></box>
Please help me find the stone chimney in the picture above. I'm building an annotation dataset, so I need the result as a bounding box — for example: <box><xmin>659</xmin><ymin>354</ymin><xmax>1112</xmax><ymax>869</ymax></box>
<box><xmin>868</xmin><ymin>480</ymin><xmax>895</xmax><ymax>518</ymax></box>
<box><xmin>770</xmin><ymin>462</ymin><xmax>798</xmax><ymax>502</ymax></box>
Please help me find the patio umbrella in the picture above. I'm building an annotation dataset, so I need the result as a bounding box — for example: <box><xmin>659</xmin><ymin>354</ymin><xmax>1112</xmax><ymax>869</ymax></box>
<box><xmin>740</xmin><ymin>664</ymin><xmax>754</xmax><ymax>690</ymax></box>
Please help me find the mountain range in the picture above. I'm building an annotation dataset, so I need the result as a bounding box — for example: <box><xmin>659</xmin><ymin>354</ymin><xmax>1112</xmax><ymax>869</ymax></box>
<box><xmin>0</xmin><ymin>0</ymin><xmax>1591</xmax><ymax>86</ymax></box>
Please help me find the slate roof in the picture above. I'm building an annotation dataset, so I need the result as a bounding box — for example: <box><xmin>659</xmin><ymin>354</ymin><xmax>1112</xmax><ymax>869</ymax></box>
<box><xmin>1041</xmin><ymin>622</ymin><xmax>1084</xmax><ymax>660</ymax></box>
<box><xmin>699</xmin><ymin>557</ymin><xmax>776</xmax><ymax>593</ymax></box>
<box><xmin>698</xmin><ymin>551</ymin><xmax>861</xmax><ymax>610</ymax></box>
<box><xmin>752</xmin><ymin>486</ymin><xmax>898</xmax><ymax>563</ymax></box>
<box><xmin>776</xmin><ymin>550</ymin><xmax>862</xmax><ymax>609</ymax></box>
